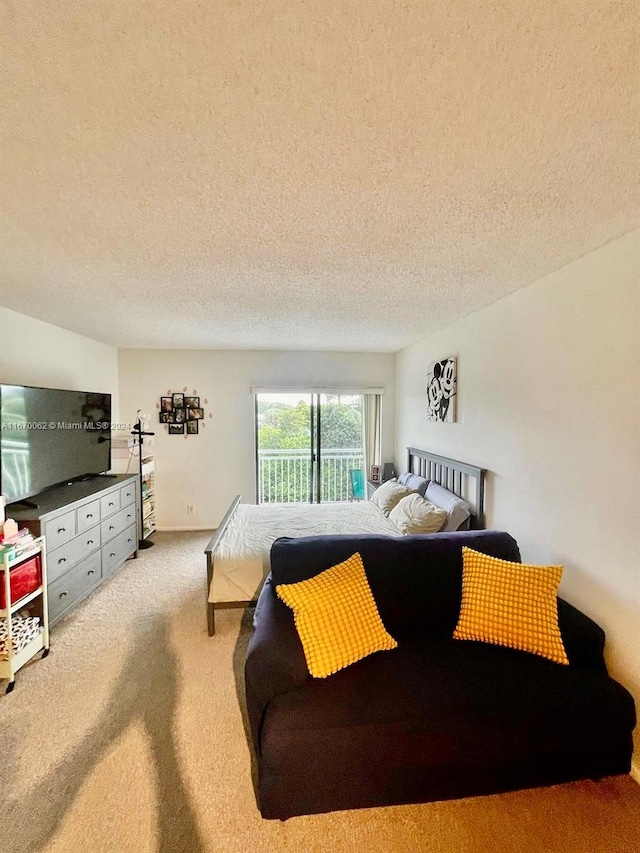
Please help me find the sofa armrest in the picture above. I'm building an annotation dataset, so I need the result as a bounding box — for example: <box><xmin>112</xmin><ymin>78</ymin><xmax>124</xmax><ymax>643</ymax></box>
<box><xmin>244</xmin><ymin>574</ymin><xmax>309</xmax><ymax>755</ymax></box>
<box><xmin>558</xmin><ymin>598</ymin><xmax>607</xmax><ymax>670</ymax></box>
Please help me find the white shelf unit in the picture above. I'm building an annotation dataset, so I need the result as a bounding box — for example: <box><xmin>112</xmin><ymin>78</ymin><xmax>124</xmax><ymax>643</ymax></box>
<box><xmin>140</xmin><ymin>453</ymin><xmax>156</xmax><ymax>540</ymax></box>
<box><xmin>111</xmin><ymin>433</ymin><xmax>156</xmax><ymax>543</ymax></box>
<box><xmin>0</xmin><ymin>536</ymin><xmax>50</xmax><ymax>693</ymax></box>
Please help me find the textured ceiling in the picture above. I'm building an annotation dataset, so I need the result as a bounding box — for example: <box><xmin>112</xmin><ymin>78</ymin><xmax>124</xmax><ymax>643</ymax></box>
<box><xmin>0</xmin><ymin>1</ymin><xmax>638</xmax><ymax>352</ymax></box>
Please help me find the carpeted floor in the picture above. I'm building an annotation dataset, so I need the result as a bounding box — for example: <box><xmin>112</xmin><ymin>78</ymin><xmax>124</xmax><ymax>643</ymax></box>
<box><xmin>0</xmin><ymin>531</ymin><xmax>638</xmax><ymax>853</ymax></box>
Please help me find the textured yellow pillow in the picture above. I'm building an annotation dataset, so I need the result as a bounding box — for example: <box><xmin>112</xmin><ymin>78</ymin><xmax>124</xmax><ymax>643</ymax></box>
<box><xmin>453</xmin><ymin>547</ymin><xmax>569</xmax><ymax>665</ymax></box>
<box><xmin>276</xmin><ymin>552</ymin><xmax>398</xmax><ymax>678</ymax></box>
<box><xmin>370</xmin><ymin>478</ymin><xmax>413</xmax><ymax>515</ymax></box>
<box><xmin>388</xmin><ymin>493</ymin><xmax>448</xmax><ymax>534</ymax></box>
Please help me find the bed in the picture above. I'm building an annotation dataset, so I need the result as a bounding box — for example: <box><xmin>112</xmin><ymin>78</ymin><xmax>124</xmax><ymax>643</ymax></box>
<box><xmin>204</xmin><ymin>447</ymin><xmax>485</xmax><ymax>635</ymax></box>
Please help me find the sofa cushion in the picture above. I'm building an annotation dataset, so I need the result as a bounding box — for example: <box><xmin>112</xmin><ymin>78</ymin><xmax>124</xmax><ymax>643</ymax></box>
<box><xmin>261</xmin><ymin>638</ymin><xmax>636</xmax><ymax>766</ymax></box>
<box><xmin>275</xmin><ymin>552</ymin><xmax>397</xmax><ymax>678</ymax></box>
<box><xmin>270</xmin><ymin>530</ymin><xmax>522</xmax><ymax>640</ymax></box>
<box><xmin>454</xmin><ymin>547</ymin><xmax>569</xmax><ymax>665</ymax></box>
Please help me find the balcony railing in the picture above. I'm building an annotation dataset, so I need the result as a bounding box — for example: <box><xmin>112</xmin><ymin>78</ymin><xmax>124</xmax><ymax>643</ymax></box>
<box><xmin>258</xmin><ymin>447</ymin><xmax>364</xmax><ymax>504</ymax></box>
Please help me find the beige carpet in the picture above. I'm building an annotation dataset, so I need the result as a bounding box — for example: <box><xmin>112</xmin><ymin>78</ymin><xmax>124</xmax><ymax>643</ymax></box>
<box><xmin>0</xmin><ymin>531</ymin><xmax>638</xmax><ymax>853</ymax></box>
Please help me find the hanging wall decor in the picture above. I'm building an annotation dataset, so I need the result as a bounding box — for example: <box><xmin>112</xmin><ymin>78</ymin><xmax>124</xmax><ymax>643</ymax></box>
<box><xmin>426</xmin><ymin>357</ymin><xmax>457</xmax><ymax>423</ymax></box>
<box><xmin>156</xmin><ymin>387</ymin><xmax>211</xmax><ymax>437</ymax></box>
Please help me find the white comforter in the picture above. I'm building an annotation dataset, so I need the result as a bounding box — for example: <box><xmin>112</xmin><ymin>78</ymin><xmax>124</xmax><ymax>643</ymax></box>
<box><xmin>208</xmin><ymin>501</ymin><xmax>401</xmax><ymax>604</ymax></box>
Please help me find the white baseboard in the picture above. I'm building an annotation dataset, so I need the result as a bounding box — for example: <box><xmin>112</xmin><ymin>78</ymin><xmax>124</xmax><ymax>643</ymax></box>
<box><xmin>155</xmin><ymin>526</ymin><xmax>214</xmax><ymax>532</ymax></box>
<box><xmin>631</xmin><ymin>759</ymin><xmax>640</xmax><ymax>785</ymax></box>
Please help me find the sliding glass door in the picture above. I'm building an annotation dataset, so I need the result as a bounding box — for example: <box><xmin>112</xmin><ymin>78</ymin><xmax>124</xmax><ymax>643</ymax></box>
<box><xmin>316</xmin><ymin>393</ymin><xmax>364</xmax><ymax>502</ymax></box>
<box><xmin>255</xmin><ymin>392</ymin><xmax>365</xmax><ymax>503</ymax></box>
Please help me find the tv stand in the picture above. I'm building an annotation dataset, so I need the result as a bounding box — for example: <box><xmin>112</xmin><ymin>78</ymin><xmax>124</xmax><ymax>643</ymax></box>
<box><xmin>71</xmin><ymin>473</ymin><xmax>119</xmax><ymax>484</ymax></box>
<box><xmin>7</xmin><ymin>475</ymin><xmax>139</xmax><ymax>627</ymax></box>
<box><xmin>8</xmin><ymin>498</ymin><xmax>39</xmax><ymax>510</ymax></box>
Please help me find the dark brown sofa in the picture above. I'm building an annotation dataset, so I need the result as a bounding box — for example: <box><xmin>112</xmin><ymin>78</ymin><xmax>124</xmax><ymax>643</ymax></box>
<box><xmin>245</xmin><ymin>531</ymin><xmax>636</xmax><ymax>819</ymax></box>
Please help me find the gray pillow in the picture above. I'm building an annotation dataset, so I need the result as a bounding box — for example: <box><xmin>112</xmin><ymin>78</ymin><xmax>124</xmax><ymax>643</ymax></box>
<box><xmin>424</xmin><ymin>482</ymin><xmax>471</xmax><ymax>532</ymax></box>
<box><xmin>396</xmin><ymin>472</ymin><xmax>430</xmax><ymax>496</ymax></box>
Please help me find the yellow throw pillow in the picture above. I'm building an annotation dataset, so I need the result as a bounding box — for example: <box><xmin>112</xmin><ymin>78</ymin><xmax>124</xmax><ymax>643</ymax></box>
<box><xmin>453</xmin><ymin>547</ymin><xmax>569</xmax><ymax>665</ymax></box>
<box><xmin>276</xmin><ymin>552</ymin><xmax>398</xmax><ymax>678</ymax></box>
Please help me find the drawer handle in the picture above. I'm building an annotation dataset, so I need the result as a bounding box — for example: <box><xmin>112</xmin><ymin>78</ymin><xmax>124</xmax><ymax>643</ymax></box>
<box><xmin>110</xmin><ymin>552</ymin><xmax>116</xmax><ymax>558</ymax></box>
<box><xmin>59</xmin><ymin>591</ymin><xmax>68</xmax><ymax>599</ymax></box>
<box><xmin>58</xmin><ymin>557</ymin><xmax>67</xmax><ymax>564</ymax></box>
<box><xmin>127</xmin><ymin>514</ymin><xmax>132</xmax><ymax>519</ymax></box>
<box><xmin>87</xmin><ymin>540</ymin><xmax>94</xmax><ymax>546</ymax></box>
<box><xmin>108</xmin><ymin>502</ymin><xmax>115</xmax><ymax>507</ymax></box>
<box><xmin>128</xmin><ymin>538</ymin><xmax>133</xmax><ymax>543</ymax></box>
<box><xmin>57</xmin><ymin>527</ymin><xmax>66</xmax><ymax>534</ymax></box>
<box><xmin>109</xmin><ymin>525</ymin><xmax>115</xmax><ymax>531</ymax></box>
<box><xmin>87</xmin><ymin>513</ymin><xmax>93</xmax><ymax>519</ymax></box>
<box><xmin>88</xmin><ymin>569</ymin><xmax>95</xmax><ymax>576</ymax></box>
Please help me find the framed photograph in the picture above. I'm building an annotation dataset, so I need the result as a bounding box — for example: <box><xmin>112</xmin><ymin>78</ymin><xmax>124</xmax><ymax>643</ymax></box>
<box><xmin>168</xmin><ymin>423</ymin><xmax>185</xmax><ymax>435</ymax></box>
<box><xmin>186</xmin><ymin>419</ymin><xmax>198</xmax><ymax>435</ymax></box>
<box><xmin>184</xmin><ymin>396</ymin><xmax>200</xmax><ymax>408</ymax></box>
<box><xmin>371</xmin><ymin>465</ymin><xmax>381</xmax><ymax>483</ymax></box>
<box><xmin>188</xmin><ymin>407</ymin><xmax>204</xmax><ymax>420</ymax></box>
<box><xmin>160</xmin><ymin>411</ymin><xmax>175</xmax><ymax>424</ymax></box>
<box><xmin>172</xmin><ymin>392</ymin><xmax>185</xmax><ymax>409</ymax></box>
<box><xmin>174</xmin><ymin>408</ymin><xmax>186</xmax><ymax>423</ymax></box>
<box><xmin>161</xmin><ymin>396</ymin><xmax>173</xmax><ymax>412</ymax></box>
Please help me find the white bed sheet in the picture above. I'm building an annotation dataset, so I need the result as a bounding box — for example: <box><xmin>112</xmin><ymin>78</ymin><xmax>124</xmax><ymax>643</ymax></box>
<box><xmin>208</xmin><ymin>501</ymin><xmax>401</xmax><ymax>604</ymax></box>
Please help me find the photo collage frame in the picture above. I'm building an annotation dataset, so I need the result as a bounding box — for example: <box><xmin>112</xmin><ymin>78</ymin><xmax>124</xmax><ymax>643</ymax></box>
<box><xmin>157</xmin><ymin>389</ymin><xmax>209</xmax><ymax>436</ymax></box>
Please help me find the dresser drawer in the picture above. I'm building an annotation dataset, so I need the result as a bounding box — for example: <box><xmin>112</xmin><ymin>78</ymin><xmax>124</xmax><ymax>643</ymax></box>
<box><xmin>102</xmin><ymin>523</ymin><xmax>137</xmax><ymax>575</ymax></box>
<box><xmin>44</xmin><ymin>509</ymin><xmax>76</xmax><ymax>551</ymax></box>
<box><xmin>119</xmin><ymin>482</ymin><xmax>136</xmax><ymax>508</ymax></box>
<box><xmin>48</xmin><ymin>551</ymin><xmax>101</xmax><ymax>623</ymax></box>
<box><xmin>100</xmin><ymin>490</ymin><xmax>121</xmax><ymax>519</ymax></box>
<box><xmin>101</xmin><ymin>504</ymin><xmax>137</xmax><ymax>543</ymax></box>
<box><xmin>77</xmin><ymin>500</ymin><xmax>100</xmax><ymax>533</ymax></box>
<box><xmin>47</xmin><ymin>524</ymin><xmax>101</xmax><ymax>584</ymax></box>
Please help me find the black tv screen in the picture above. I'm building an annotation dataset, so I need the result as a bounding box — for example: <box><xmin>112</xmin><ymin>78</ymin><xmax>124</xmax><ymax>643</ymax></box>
<box><xmin>0</xmin><ymin>384</ymin><xmax>112</xmax><ymax>505</ymax></box>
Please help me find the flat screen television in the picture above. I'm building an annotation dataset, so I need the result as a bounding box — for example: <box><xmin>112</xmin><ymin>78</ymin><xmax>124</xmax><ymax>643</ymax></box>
<box><xmin>0</xmin><ymin>384</ymin><xmax>112</xmax><ymax>506</ymax></box>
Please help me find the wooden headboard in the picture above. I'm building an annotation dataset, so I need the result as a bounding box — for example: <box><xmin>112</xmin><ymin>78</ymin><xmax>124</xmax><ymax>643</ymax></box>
<box><xmin>406</xmin><ymin>447</ymin><xmax>486</xmax><ymax>529</ymax></box>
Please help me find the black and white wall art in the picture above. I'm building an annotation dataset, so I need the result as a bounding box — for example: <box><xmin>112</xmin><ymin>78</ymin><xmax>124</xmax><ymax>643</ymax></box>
<box><xmin>426</xmin><ymin>357</ymin><xmax>457</xmax><ymax>423</ymax></box>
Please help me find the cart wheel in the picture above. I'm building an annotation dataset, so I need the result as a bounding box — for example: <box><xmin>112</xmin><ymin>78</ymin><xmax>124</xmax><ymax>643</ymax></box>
<box><xmin>6</xmin><ymin>681</ymin><xmax>15</xmax><ymax>694</ymax></box>
<box><xmin>42</xmin><ymin>648</ymin><xmax>50</xmax><ymax>658</ymax></box>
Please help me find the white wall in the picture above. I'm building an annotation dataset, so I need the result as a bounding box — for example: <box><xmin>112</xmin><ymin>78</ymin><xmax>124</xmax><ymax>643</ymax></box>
<box><xmin>395</xmin><ymin>230</ymin><xmax>640</xmax><ymax>758</ymax></box>
<box><xmin>118</xmin><ymin>349</ymin><xmax>395</xmax><ymax>529</ymax></box>
<box><xmin>0</xmin><ymin>306</ymin><xmax>120</xmax><ymax>416</ymax></box>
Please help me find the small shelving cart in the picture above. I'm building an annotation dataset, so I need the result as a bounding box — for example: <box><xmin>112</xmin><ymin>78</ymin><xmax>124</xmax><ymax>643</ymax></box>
<box><xmin>0</xmin><ymin>536</ymin><xmax>50</xmax><ymax>694</ymax></box>
<box><xmin>140</xmin><ymin>452</ymin><xmax>156</xmax><ymax>541</ymax></box>
<box><xmin>110</xmin><ymin>433</ymin><xmax>156</xmax><ymax>547</ymax></box>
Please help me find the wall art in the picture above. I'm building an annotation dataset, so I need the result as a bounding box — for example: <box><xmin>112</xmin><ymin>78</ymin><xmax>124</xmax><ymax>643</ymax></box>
<box><xmin>426</xmin><ymin>357</ymin><xmax>457</xmax><ymax>423</ymax></box>
<box><xmin>156</xmin><ymin>388</ymin><xmax>212</xmax><ymax>437</ymax></box>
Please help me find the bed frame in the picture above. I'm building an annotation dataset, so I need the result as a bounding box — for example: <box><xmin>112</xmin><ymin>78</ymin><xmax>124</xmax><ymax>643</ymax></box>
<box><xmin>405</xmin><ymin>447</ymin><xmax>485</xmax><ymax>529</ymax></box>
<box><xmin>205</xmin><ymin>448</ymin><xmax>486</xmax><ymax>635</ymax></box>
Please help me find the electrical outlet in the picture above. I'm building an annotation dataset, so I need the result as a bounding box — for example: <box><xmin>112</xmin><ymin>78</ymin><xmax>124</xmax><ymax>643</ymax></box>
<box><xmin>187</xmin><ymin>504</ymin><xmax>195</xmax><ymax>515</ymax></box>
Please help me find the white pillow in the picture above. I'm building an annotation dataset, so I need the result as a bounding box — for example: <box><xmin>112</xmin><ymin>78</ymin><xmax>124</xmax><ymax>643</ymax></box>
<box><xmin>389</xmin><ymin>494</ymin><xmax>447</xmax><ymax>535</ymax></box>
<box><xmin>424</xmin><ymin>482</ymin><xmax>471</xmax><ymax>531</ymax></box>
<box><xmin>370</xmin><ymin>478</ymin><xmax>413</xmax><ymax>515</ymax></box>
